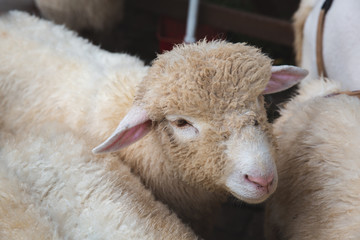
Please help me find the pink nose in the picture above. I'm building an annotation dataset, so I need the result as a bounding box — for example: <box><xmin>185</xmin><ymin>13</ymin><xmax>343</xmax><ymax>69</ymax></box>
<box><xmin>245</xmin><ymin>174</ymin><xmax>274</xmax><ymax>192</ymax></box>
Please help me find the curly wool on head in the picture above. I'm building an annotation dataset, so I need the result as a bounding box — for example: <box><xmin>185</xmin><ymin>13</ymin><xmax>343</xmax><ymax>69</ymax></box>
<box><xmin>138</xmin><ymin>40</ymin><xmax>272</xmax><ymax>120</ymax></box>
<box><xmin>128</xmin><ymin>40</ymin><xmax>276</xmax><ymax>197</ymax></box>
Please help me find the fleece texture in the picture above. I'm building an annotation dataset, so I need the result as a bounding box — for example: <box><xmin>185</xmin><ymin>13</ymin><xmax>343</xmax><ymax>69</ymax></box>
<box><xmin>0</xmin><ymin>10</ymin><xmax>146</xmax><ymax>141</ymax></box>
<box><xmin>0</xmin><ymin>173</ymin><xmax>61</xmax><ymax>240</ymax></box>
<box><xmin>0</xmin><ymin>124</ymin><xmax>197</xmax><ymax>239</ymax></box>
<box><xmin>0</xmin><ymin>11</ymin><xmax>277</xmax><ymax>237</ymax></box>
<box><xmin>265</xmin><ymin>79</ymin><xmax>360</xmax><ymax>239</ymax></box>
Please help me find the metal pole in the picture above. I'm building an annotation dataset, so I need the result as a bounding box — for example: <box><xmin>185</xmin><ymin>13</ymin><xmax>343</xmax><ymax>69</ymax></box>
<box><xmin>184</xmin><ymin>0</ymin><xmax>199</xmax><ymax>43</ymax></box>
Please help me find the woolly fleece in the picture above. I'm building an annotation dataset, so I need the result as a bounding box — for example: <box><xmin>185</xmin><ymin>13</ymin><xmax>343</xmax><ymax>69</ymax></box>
<box><xmin>265</xmin><ymin>78</ymin><xmax>360</xmax><ymax>239</ymax></box>
<box><xmin>0</xmin><ymin>11</ymin><xmax>277</xmax><ymax>237</ymax></box>
<box><xmin>0</xmin><ymin>124</ymin><xmax>197</xmax><ymax>239</ymax></box>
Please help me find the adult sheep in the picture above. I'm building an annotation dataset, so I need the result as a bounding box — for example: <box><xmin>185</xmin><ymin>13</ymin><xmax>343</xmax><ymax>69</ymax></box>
<box><xmin>0</xmin><ymin>124</ymin><xmax>197</xmax><ymax>239</ymax></box>
<box><xmin>293</xmin><ymin>0</ymin><xmax>360</xmax><ymax>89</ymax></box>
<box><xmin>265</xmin><ymin>78</ymin><xmax>360</xmax><ymax>239</ymax></box>
<box><xmin>0</xmin><ymin>11</ymin><xmax>307</xmax><ymax>238</ymax></box>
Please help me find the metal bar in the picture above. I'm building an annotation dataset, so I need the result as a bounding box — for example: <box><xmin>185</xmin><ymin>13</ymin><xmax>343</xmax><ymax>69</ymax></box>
<box><xmin>184</xmin><ymin>0</ymin><xmax>200</xmax><ymax>43</ymax></box>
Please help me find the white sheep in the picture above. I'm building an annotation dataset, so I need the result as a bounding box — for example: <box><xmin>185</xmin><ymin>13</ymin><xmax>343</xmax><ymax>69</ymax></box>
<box><xmin>0</xmin><ymin>11</ymin><xmax>307</xmax><ymax>237</ymax></box>
<box><xmin>0</xmin><ymin>123</ymin><xmax>197</xmax><ymax>239</ymax></box>
<box><xmin>265</xmin><ymin>78</ymin><xmax>360</xmax><ymax>239</ymax></box>
<box><xmin>35</xmin><ymin>0</ymin><xmax>124</xmax><ymax>31</ymax></box>
<box><xmin>293</xmin><ymin>0</ymin><xmax>360</xmax><ymax>89</ymax></box>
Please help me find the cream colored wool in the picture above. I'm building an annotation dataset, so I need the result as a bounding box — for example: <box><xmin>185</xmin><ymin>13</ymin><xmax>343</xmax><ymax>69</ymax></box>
<box><xmin>0</xmin><ymin>174</ymin><xmax>61</xmax><ymax>240</ymax></box>
<box><xmin>35</xmin><ymin>0</ymin><xmax>124</xmax><ymax>31</ymax></box>
<box><xmin>0</xmin><ymin>11</ymin><xmax>145</xmax><ymax>136</ymax></box>
<box><xmin>0</xmin><ymin>11</ymin><xmax>284</xmax><ymax>237</ymax></box>
<box><xmin>265</xmin><ymin>78</ymin><xmax>360</xmax><ymax>239</ymax></box>
<box><xmin>0</xmin><ymin>124</ymin><xmax>197</xmax><ymax>239</ymax></box>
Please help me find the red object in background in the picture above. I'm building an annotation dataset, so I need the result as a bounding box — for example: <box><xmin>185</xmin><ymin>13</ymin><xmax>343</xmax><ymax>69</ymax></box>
<box><xmin>157</xmin><ymin>17</ymin><xmax>225</xmax><ymax>53</ymax></box>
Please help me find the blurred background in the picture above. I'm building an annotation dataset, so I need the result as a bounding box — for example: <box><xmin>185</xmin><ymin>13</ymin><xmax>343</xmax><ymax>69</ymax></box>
<box><xmin>0</xmin><ymin>0</ymin><xmax>301</xmax><ymax>239</ymax></box>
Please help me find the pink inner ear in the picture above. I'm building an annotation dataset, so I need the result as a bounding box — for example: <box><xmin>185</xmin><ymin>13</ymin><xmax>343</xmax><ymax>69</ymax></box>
<box><xmin>263</xmin><ymin>65</ymin><xmax>308</xmax><ymax>95</ymax></box>
<box><xmin>92</xmin><ymin>106</ymin><xmax>151</xmax><ymax>154</ymax></box>
<box><xmin>271</xmin><ymin>72</ymin><xmax>303</xmax><ymax>81</ymax></box>
<box><xmin>264</xmin><ymin>73</ymin><xmax>298</xmax><ymax>93</ymax></box>
<box><xmin>98</xmin><ymin>121</ymin><xmax>152</xmax><ymax>153</ymax></box>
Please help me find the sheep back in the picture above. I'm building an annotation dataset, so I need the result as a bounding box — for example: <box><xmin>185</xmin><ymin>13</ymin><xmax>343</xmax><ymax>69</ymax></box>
<box><xmin>0</xmin><ymin>123</ymin><xmax>198</xmax><ymax>239</ymax></box>
<box><xmin>265</xmin><ymin>79</ymin><xmax>360</xmax><ymax>239</ymax></box>
<box><xmin>0</xmin><ymin>11</ymin><xmax>147</xmax><ymax>140</ymax></box>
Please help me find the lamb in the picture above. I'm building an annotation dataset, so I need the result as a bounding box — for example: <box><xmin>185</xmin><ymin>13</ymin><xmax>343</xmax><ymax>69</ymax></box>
<box><xmin>0</xmin><ymin>11</ymin><xmax>307</xmax><ymax>237</ymax></box>
<box><xmin>265</xmin><ymin>78</ymin><xmax>360</xmax><ymax>239</ymax></box>
<box><xmin>35</xmin><ymin>0</ymin><xmax>125</xmax><ymax>31</ymax></box>
<box><xmin>293</xmin><ymin>0</ymin><xmax>360</xmax><ymax>89</ymax></box>
<box><xmin>0</xmin><ymin>123</ymin><xmax>197</xmax><ymax>239</ymax></box>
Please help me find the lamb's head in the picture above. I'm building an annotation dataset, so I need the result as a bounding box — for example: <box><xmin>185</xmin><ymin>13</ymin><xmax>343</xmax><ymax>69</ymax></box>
<box><xmin>93</xmin><ymin>40</ymin><xmax>308</xmax><ymax>204</ymax></box>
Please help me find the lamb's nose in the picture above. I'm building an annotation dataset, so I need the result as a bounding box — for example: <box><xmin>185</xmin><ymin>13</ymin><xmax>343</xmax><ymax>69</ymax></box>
<box><xmin>245</xmin><ymin>174</ymin><xmax>274</xmax><ymax>192</ymax></box>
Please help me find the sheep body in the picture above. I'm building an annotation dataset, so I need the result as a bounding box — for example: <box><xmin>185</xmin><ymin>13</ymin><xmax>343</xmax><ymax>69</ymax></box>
<box><xmin>265</xmin><ymin>78</ymin><xmax>360</xmax><ymax>239</ymax></box>
<box><xmin>0</xmin><ymin>123</ymin><xmax>197</xmax><ymax>239</ymax></box>
<box><xmin>0</xmin><ymin>10</ymin><xmax>146</xmax><ymax>138</ymax></box>
<box><xmin>0</xmin><ymin>11</ymin><xmax>307</xmax><ymax>237</ymax></box>
<box><xmin>293</xmin><ymin>0</ymin><xmax>360</xmax><ymax>89</ymax></box>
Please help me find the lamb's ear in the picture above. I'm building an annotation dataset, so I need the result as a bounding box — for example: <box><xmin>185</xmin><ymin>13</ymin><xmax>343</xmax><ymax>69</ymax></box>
<box><xmin>92</xmin><ymin>106</ymin><xmax>151</xmax><ymax>154</ymax></box>
<box><xmin>263</xmin><ymin>65</ymin><xmax>308</xmax><ymax>94</ymax></box>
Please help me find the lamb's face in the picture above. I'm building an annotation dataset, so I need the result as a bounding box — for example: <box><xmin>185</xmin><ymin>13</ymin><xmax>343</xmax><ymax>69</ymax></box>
<box><xmin>155</xmin><ymin>97</ymin><xmax>277</xmax><ymax>204</ymax></box>
<box><xmin>136</xmin><ymin>40</ymin><xmax>278</xmax><ymax>203</ymax></box>
<box><xmin>222</xmin><ymin>114</ymin><xmax>278</xmax><ymax>203</ymax></box>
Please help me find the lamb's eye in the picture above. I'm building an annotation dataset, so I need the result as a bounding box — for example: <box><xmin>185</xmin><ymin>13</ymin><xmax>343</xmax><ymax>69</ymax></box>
<box><xmin>254</xmin><ymin>120</ymin><xmax>259</xmax><ymax>126</ymax></box>
<box><xmin>172</xmin><ymin>119</ymin><xmax>190</xmax><ymax>128</ymax></box>
<box><xmin>167</xmin><ymin>115</ymin><xmax>200</xmax><ymax>139</ymax></box>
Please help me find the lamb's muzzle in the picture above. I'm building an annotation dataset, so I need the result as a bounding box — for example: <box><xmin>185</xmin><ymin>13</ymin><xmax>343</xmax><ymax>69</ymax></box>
<box><xmin>223</xmin><ymin>125</ymin><xmax>278</xmax><ymax>203</ymax></box>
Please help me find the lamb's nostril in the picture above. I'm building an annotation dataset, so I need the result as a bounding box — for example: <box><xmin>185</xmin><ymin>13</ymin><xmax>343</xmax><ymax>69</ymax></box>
<box><xmin>245</xmin><ymin>174</ymin><xmax>274</xmax><ymax>188</ymax></box>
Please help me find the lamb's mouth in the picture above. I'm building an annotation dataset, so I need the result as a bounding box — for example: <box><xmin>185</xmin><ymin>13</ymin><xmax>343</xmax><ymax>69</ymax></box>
<box><xmin>226</xmin><ymin>181</ymin><xmax>277</xmax><ymax>204</ymax></box>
